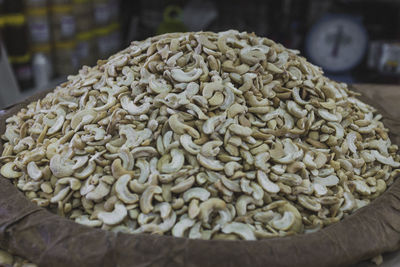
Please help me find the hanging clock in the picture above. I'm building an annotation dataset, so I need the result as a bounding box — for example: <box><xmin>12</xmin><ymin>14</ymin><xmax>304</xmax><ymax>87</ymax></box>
<box><xmin>305</xmin><ymin>14</ymin><xmax>368</xmax><ymax>73</ymax></box>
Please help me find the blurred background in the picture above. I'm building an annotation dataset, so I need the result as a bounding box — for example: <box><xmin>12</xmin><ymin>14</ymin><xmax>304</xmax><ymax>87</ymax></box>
<box><xmin>0</xmin><ymin>0</ymin><xmax>399</xmax><ymax>108</ymax></box>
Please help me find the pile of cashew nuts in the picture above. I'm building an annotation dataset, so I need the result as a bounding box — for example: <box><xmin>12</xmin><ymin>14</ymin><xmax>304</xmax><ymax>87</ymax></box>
<box><xmin>1</xmin><ymin>30</ymin><xmax>399</xmax><ymax>240</ymax></box>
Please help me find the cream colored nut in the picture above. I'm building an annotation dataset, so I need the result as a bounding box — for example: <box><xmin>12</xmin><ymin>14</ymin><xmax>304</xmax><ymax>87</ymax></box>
<box><xmin>312</xmin><ymin>175</ymin><xmax>339</xmax><ymax>187</ymax></box>
<box><xmin>1</xmin><ymin>162</ymin><xmax>22</xmax><ymax>179</ymax></box>
<box><xmin>118</xmin><ymin>149</ymin><xmax>135</xmax><ymax>171</ymax></box>
<box><xmin>158</xmin><ymin>148</ymin><xmax>185</xmax><ymax>174</ymax></box>
<box><xmin>84</xmin><ymin>125</ymin><xmax>106</xmax><ymax>141</ymax></box>
<box><xmin>257</xmin><ymin>170</ymin><xmax>280</xmax><ymax>194</ymax></box>
<box><xmin>240</xmin><ymin>178</ymin><xmax>253</xmax><ymax>195</ymax></box>
<box><xmin>313</xmin><ymin>183</ymin><xmax>328</xmax><ymax>196</ymax></box>
<box><xmin>197</xmin><ymin>154</ymin><xmax>224</xmax><ymax>171</ymax></box>
<box><xmin>131</xmin><ymin>159</ymin><xmax>148</xmax><ymax>183</ymax></box>
<box><xmin>47</xmin><ymin>110</ymin><xmax>66</xmax><ymax>135</ymax></box>
<box><xmin>277</xmin><ymin>173</ymin><xmax>302</xmax><ymax>186</ymax></box>
<box><xmin>85</xmin><ymin>181</ymin><xmax>110</xmax><ymax>201</ymax></box>
<box><xmin>171</xmin><ymin>176</ymin><xmax>195</xmax><ymax>193</ymax></box>
<box><xmin>172</xmin><ymin>218</ymin><xmax>196</xmax><ymax>237</ymax></box>
<box><xmin>221</xmin><ymin>176</ymin><xmax>241</xmax><ymax>192</ymax></box>
<box><xmin>0</xmin><ymin>249</ymin><xmax>13</xmax><ymax>265</ymax></box>
<box><xmin>169</xmin><ymin>114</ymin><xmax>200</xmax><ymax>139</ymax></box>
<box><xmin>132</xmin><ymin>147</ymin><xmax>159</xmax><ymax>159</ymax></box>
<box><xmin>41</xmin><ymin>181</ymin><xmax>53</xmax><ymax>194</ymax></box>
<box><xmin>185</xmin><ymin>103</ymin><xmax>208</xmax><ymax>120</ymax></box>
<box><xmin>287</xmin><ymin>100</ymin><xmax>307</xmax><ymax>118</ymax></box>
<box><xmin>98</xmin><ymin>202</ymin><xmax>127</xmax><ymax>225</ymax></box>
<box><xmin>351</xmin><ymin>180</ymin><xmax>371</xmax><ymax>195</ymax></box>
<box><xmin>74</xmin><ymin>160</ymin><xmax>96</xmax><ymax>179</ymax></box>
<box><xmin>371</xmin><ymin>150</ymin><xmax>400</xmax><ymax>167</ymax></box>
<box><xmin>166</xmin><ymin>51</ymin><xmax>183</xmax><ymax>66</ymax></box>
<box><xmin>253</xmin><ymin>210</ymin><xmax>275</xmax><ymax>223</ymax></box>
<box><xmin>270</xmin><ymin>211</ymin><xmax>295</xmax><ymax>231</ymax></box>
<box><xmin>201</xmin><ymin>140</ymin><xmax>223</xmax><ymax>157</ymax></box>
<box><xmin>50</xmin><ymin>154</ymin><xmax>74</xmax><ymax>178</ymax></box>
<box><xmin>367</xmin><ymin>139</ymin><xmax>389</xmax><ymax>156</ymax></box>
<box><xmin>183</xmin><ymin>187</ymin><xmax>211</xmax><ymax>202</ymax></box>
<box><xmin>203</xmin><ymin>113</ymin><xmax>227</xmax><ymax>134</ymax></box>
<box><xmin>116</xmin><ymin>174</ymin><xmax>139</xmax><ymax>204</ymax></box>
<box><xmin>202</xmin><ymin>81</ymin><xmax>224</xmax><ymax>99</ymax></box>
<box><xmin>292</xmin><ymin>87</ymin><xmax>308</xmax><ymax>105</ymax></box>
<box><xmin>140</xmin><ymin>185</ymin><xmax>162</xmax><ymax>214</ymax></box>
<box><xmin>346</xmin><ymin>132</ymin><xmax>358</xmax><ymax>155</ymax></box>
<box><xmin>318</xmin><ymin>109</ymin><xmax>341</xmax><ymax>122</ymax></box>
<box><xmin>149</xmin><ymin>75</ymin><xmax>172</xmax><ymax>94</ymax></box>
<box><xmin>136</xmin><ymin>211</ymin><xmax>177</xmax><ymax>234</ymax></box>
<box><xmin>180</xmin><ymin>134</ymin><xmax>201</xmax><ymax>154</ymax></box>
<box><xmin>171</xmin><ymin>68</ymin><xmax>202</xmax><ymax>82</ymax></box>
<box><xmin>71</xmin><ymin>109</ymin><xmax>97</xmax><ymax>131</ymax></box>
<box><xmin>254</xmin><ymin>152</ymin><xmax>271</xmax><ymax>172</ymax></box>
<box><xmin>222</xmin><ymin>222</ymin><xmax>256</xmax><ymax>240</ymax></box>
<box><xmin>236</xmin><ymin>195</ymin><xmax>260</xmax><ymax>216</ymax></box>
<box><xmin>50</xmin><ymin>186</ymin><xmax>70</xmax><ymax>203</ymax></box>
<box><xmin>199</xmin><ymin>198</ymin><xmax>226</xmax><ymax>223</ymax></box>
<box><xmin>228</xmin><ymin>103</ymin><xmax>246</xmax><ymax>118</ymax></box>
<box><xmin>251</xmin><ymin>182</ymin><xmax>264</xmax><ymax>200</ymax></box>
<box><xmin>297</xmin><ymin>195</ymin><xmax>321</xmax><ymax>211</ymax></box>
<box><xmin>75</xmin><ymin>215</ymin><xmax>103</xmax><ymax>227</ymax></box>
<box><xmin>188</xmin><ymin>199</ymin><xmax>200</xmax><ymax>219</ymax></box>
<box><xmin>72</xmin><ymin>155</ymin><xmax>89</xmax><ymax>170</ymax></box>
<box><xmin>228</xmin><ymin>124</ymin><xmax>252</xmax><ymax>137</ymax></box>
<box><xmin>224</xmin><ymin>161</ymin><xmax>242</xmax><ymax>177</ymax></box>
<box><xmin>120</xmin><ymin>95</ymin><xmax>151</xmax><ymax>115</ymax></box>
<box><xmin>57</xmin><ymin>177</ymin><xmax>81</xmax><ymax>190</ymax></box>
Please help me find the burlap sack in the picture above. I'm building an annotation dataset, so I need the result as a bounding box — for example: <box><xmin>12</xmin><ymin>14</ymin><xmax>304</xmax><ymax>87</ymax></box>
<box><xmin>0</xmin><ymin>84</ymin><xmax>399</xmax><ymax>267</ymax></box>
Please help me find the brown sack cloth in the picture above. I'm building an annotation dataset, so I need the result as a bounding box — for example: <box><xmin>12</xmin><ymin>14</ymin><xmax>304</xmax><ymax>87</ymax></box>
<box><xmin>1</xmin><ymin>84</ymin><xmax>400</xmax><ymax>267</ymax></box>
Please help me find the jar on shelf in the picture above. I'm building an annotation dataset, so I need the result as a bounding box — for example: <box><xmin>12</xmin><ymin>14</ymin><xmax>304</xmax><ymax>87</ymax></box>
<box><xmin>25</xmin><ymin>0</ymin><xmax>47</xmax><ymax>8</ymax></box>
<box><xmin>31</xmin><ymin>43</ymin><xmax>53</xmax><ymax>85</ymax></box>
<box><xmin>26</xmin><ymin>7</ymin><xmax>51</xmax><ymax>45</ymax></box>
<box><xmin>51</xmin><ymin>0</ymin><xmax>72</xmax><ymax>5</ymax></box>
<box><xmin>95</xmin><ymin>22</ymin><xmax>120</xmax><ymax>59</ymax></box>
<box><xmin>9</xmin><ymin>52</ymin><xmax>34</xmax><ymax>90</ymax></box>
<box><xmin>93</xmin><ymin>0</ymin><xmax>111</xmax><ymax>27</ymax></box>
<box><xmin>54</xmin><ymin>40</ymin><xmax>78</xmax><ymax>76</ymax></box>
<box><xmin>3</xmin><ymin>0</ymin><xmax>24</xmax><ymax>13</ymax></box>
<box><xmin>73</xmin><ymin>0</ymin><xmax>93</xmax><ymax>33</ymax></box>
<box><xmin>76</xmin><ymin>30</ymin><xmax>96</xmax><ymax>66</ymax></box>
<box><xmin>50</xmin><ymin>3</ymin><xmax>76</xmax><ymax>42</ymax></box>
<box><xmin>3</xmin><ymin>13</ymin><xmax>29</xmax><ymax>56</ymax></box>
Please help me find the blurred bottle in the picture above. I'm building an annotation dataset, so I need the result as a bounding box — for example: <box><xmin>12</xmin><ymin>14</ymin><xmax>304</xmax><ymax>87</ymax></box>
<box><xmin>109</xmin><ymin>0</ymin><xmax>119</xmax><ymax>23</ymax></box>
<box><xmin>93</xmin><ymin>0</ymin><xmax>121</xmax><ymax>59</ymax></box>
<box><xmin>73</xmin><ymin>0</ymin><xmax>93</xmax><ymax>33</ymax></box>
<box><xmin>50</xmin><ymin>2</ymin><xmax>76</xmax><ymax>42</ymax></box>
<box><xmin>93</xmin><ymin>0</ymin><xmax>111</xmax><ymax>27</ymax></box>
<box><xmin>32</xmin><ymin>51</ymin><xmax>52</xmax><ymax>88</ymax></box>
<box><xmin>3</xmin><ymin>0</ymin><xmax>33</xmax><ymax>91</ymax></box>
<box><xmin>95</xmin><ymin>22</ymin><xmax>120</xmax><ymax>59</ymax></box>
<box><xmin>54</xmin><ymin>40</ymin><xmax>78</xmax><ymax>75</ymax></box>
<box><xmin>0</xmin><ymin>0</ymin><xmax>4</xmax><ymax>36</ymax></box>
<box><xmin>4</xmin><ymin>0</ymin><xmax>24</xmax><ymax>13</ymax></box>
<box><xmin>76</xmin><ymin>30</ymin><xmax>96</xmax><ymax>66</ymax></box>
<box><xmin>73</xmin><ymin>0</ymin><xmax>96</xmax><ymax>66</ymax></box>
<box><xmin>50</xmin><ymin>0</ymin><xmax>77</xmax><ymax>76</ymax></box>
<box><xmin>26</xmin><ymin>7</ymin><xmax>51</xmax><ymax>45</ymax></box>
<box><xmin>9</xmin><ymin>53</ymin><xmax>34</xmax><ymax>90</ymax></box>
<box><xmin>25</xmin><ymin>0</ymin><xmax>48</xmax><ymax>8</ymax></box>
